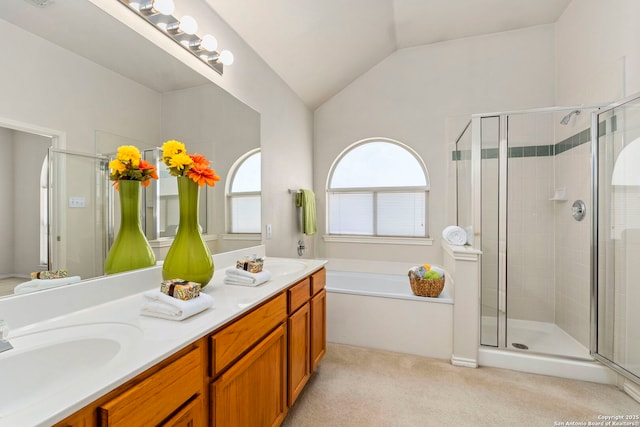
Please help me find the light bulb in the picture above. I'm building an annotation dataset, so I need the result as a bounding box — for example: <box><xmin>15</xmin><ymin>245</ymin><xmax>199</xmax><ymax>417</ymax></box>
<box><xmin>219</xmin><ymin>50</ymin><xmax>234</xmax><ymax>66</ymax></box>
<box><xmin>153</xmin><ymin>0</ymin><xmax>174</xmax><ymax>15</ymax></box>
<box><xmin>179</xmin><ymin>16</ymin><xmax>198</xmax><ymax>35</ymax></box>
<box><xmin>201</xmin><ymin>34</ymin><xmax>218</xmax><ymax>52</ymax></box>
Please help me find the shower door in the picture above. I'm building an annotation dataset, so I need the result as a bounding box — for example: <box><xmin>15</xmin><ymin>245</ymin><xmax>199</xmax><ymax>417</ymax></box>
<box><xmin>593</xmin><ymin>93</ymin><xmax>640</xmax><ymax>382</ymax></box>
<box><xmin>49</xmin><ymin>148</ymin><xmax>109</xmax><ymax>280</ymax></box>
<box><xmin>477</xmin><ymin>107</ymin><xmax>597</xmax><ymax>359</ymax></box>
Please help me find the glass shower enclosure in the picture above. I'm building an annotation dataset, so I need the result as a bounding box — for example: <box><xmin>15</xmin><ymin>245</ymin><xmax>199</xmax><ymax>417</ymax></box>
<box><xmin>456</xmin><ymin>96</ymin><xmax>640</xmax><ymax>382</ymax></box>
<box><xmin>593</xmin><ymin>94</ymin><xmax>640</xmax><ymax>382</ymax></box>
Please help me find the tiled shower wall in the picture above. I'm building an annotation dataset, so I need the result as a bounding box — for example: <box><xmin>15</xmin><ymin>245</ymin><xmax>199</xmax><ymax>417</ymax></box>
<box><xmin>554</xmin><ymin>141</ymin><xmax>591</xmax><ymax>348</ymax></box>
<box><xmin>506</xmin><ymin>114</ymin><xmax>557</xmax><ymax>324</ymax></box>
<box><xmin>457</xmin><ymin>115</ymin><xmax>593</xmax><ymax>348</ymax></box>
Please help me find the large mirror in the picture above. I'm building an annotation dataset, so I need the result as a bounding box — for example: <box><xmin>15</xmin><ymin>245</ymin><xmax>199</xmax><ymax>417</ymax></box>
<box><xmin>0</xmin><ymin>0</ymin><xmax>261</xmax><ymax>298</ymax></box>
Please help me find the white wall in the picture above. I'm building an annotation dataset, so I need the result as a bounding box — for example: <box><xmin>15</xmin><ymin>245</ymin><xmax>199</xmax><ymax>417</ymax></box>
<box><xmin>0</xmin><ymin>20</ymin><xmax>161</xmax><ymax>151</ymax></box>
<box><xmin>556</xmin><ymin>0</ymin><xmax>640</xmax><ymax>106</ymax></box>
<box><xmin>314</xmin><ymin>25</ymin><xmax>556</xmax><ymax>266</ymax></box>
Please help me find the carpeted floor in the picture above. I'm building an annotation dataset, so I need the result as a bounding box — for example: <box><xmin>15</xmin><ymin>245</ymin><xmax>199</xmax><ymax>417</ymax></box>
<box><xmin>282</xmin><ymin>343</ymin><xmax>640</xmax><ymax>427</ymax></box>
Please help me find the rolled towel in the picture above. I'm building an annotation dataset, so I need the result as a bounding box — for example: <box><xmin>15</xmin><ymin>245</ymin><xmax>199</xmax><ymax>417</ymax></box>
<box><xmin>224</xmin><ymin>269</ymin><xmax>272</xmax><ymax>287</ymax></box>
<box><xmin>442</xmin><ymin>225</ymin><xmax>467</xmax><ymax>246</ymax></box>
<box><xmin>14</xmin><ymin>276</ymin><xmax>82</xmax><ymax>294</ymax></box>
<box><xmin>140</xmin><ymin>290</ymin><xmax>213</xmax><ymax>321</ymax></box>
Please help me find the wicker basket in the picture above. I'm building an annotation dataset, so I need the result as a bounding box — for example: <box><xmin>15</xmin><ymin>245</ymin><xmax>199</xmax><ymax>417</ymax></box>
<box><xmin>408</xmin><ymin>270</ymin><xmax>445</xmax><ymax>297</ymax></box>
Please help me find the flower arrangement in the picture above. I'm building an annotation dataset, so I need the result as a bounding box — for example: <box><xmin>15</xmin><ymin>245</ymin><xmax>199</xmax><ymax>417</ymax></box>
<box><xmin>161</xmin><ymin>140</ymin><xmax>221</xmax><ymax>187</ymax></box>
<box><xmin>109</xmin><ymin>145</ymin><xmax>158</xmax><ymax>189</ymax></box>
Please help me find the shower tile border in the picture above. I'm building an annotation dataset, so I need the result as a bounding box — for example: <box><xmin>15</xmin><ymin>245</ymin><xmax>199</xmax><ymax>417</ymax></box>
<box><xmin>452</xmin><ymin>120</ymin><xmax>613</xmax><ymax>161</ymax></box>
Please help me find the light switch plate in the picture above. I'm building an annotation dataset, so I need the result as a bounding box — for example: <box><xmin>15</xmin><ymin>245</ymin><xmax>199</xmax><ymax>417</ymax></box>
<box><xmin>69</xmin><ymin>196</ymin><xmax>85</xmax><ymax>208</ymax></box>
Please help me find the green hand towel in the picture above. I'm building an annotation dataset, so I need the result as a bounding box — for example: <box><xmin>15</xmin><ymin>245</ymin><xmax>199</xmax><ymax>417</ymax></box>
<box><xmin>295</xmin><ymin>189</ymin><xmax>317</xmax><ymax>235</ymax></box>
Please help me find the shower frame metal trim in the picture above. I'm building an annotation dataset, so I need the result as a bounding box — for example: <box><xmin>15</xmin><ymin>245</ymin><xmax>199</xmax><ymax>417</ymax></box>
<box><xmin>589</xmin><ymin>92</ymin><xmax>640</xmax><ymax>385</ymax></box>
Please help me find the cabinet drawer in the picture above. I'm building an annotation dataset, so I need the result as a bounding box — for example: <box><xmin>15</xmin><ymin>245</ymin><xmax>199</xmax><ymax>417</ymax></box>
<box><xmin>98</xmin><ymin>347</ymin><xmax>202</xmax><ymax>427</ymax></box>
<box><xmin>288</xmin><ymin>278</ymin><xmax>310</xmax><ymax>314</ymax></box>
<box><xmin>311</xmin><ymin>268</ymin><xmax>326</xmax><ymax>296</ymax></box>
<box><xmin>210</xmin><ymin>293</ymin><xmax>287</xmax><ymax>376</ymax></box>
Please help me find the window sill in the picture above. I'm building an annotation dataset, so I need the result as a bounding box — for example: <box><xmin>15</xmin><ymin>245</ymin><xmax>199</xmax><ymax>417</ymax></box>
<box><xmin>221</xmin><ymin>233</ymin><xmax>262</xmax><ymax>241</ymax></box>
<box><xmin>323</xmin><ymin>235</ymin><xmax>433</xmax><ymax>246</ymax></box>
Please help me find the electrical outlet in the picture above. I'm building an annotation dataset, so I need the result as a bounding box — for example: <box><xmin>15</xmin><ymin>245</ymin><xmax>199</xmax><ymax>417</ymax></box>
<box><xmin>68</xmin><ymin>196</ymin><xmax>85</xmax><ymax>208</ymax></box>
<box><xmin>266</xmin><ymin>224</ymin><xmax>272</xmax><ymax>239</ymax></box>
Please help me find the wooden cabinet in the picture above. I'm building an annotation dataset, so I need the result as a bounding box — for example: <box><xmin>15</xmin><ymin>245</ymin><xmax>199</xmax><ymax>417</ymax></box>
<box><xmin>287</xmin><ymin>268</ymin><xmax>326</xmax><ymax>407</ymax></box>
<box><xmin>53</xmin><ymin>266</ymin><xmax>327</xmax><ymax>427</ymax></box>
<box><xmin>98</xmin><ymin>346</ymin><xmax>204</xmax><ymax>427</ymax></box>
<box><xmin>53</xmin><ymin>340</ymin><xmax>206</xmax><ymax>427</ymax></box>
<box><xmin>210</xmin><ymin>293</ymin><xmax>287</xmax><ymax>376</ymax></box>
<box><xmin>287</xmin><ymin>300</ymin><xmax>310</xmax><ymax>406</ymax></box>
<box><xmin>310</xmin><ymin>288</ymin><xmax>327</xmax><ymax>371</ymax></box>
<box><xmin>211</xmin><ymin>324</ymin><xmax>287</xmax><ymax>427</ymax></box>
<box><xmin>162</xmin><ymin>395</ymin><xmax>204</xmax><ymax>427</ymax></box>
<box><xmin>310</xmin><ymin>269</ymin><xmax>327</xmax><ymax>371</ymax></box>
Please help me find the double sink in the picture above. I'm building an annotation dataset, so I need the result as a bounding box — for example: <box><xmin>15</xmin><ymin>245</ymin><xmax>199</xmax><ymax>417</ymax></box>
<box><xmin>0</xmin><ymin>258</ymin><xmax>310</xmax><ymax>422</ymax></box>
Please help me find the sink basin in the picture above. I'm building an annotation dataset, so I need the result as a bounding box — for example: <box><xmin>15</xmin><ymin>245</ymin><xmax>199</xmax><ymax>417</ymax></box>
<box><xmin>0</xmin><ymin>322</ymin><xmax>142</xmax><ymax>418</ymax></box>
<box><xmin>264</xmin><ymin>260</ymin><xmax>307</xmax><ymax>276</ymax></box>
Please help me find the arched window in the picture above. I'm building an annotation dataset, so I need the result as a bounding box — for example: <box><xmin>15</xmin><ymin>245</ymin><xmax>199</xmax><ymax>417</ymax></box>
<box><xmin>327</xmin><ymin>139</ymin><xmax>429</xmax><ymax>237</ymax></box>
<box><xmin>227</xmin><ymin>149</ymin><xmax>261</xmax><ymax>233</ymax></box>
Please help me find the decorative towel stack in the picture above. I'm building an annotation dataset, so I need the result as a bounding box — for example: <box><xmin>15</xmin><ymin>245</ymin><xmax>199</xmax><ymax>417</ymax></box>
<box><xmin>224</xmin><ymin>268</ymin><xmax>272</xmax><ymax>287</ymax></box>
<box><xmin>14</xmin><ymin>275</ymin><xmax>82</xmax><ymax>294</ymax></box>
<box><xmin>442</xmin><ymin>225</ymin><xmax>467</xmax><ymax>246</ymax></box>
<box><xmin>140</xmin><ymin>290</ymin><xmax>213</xmax><ymax>321</ymax></box>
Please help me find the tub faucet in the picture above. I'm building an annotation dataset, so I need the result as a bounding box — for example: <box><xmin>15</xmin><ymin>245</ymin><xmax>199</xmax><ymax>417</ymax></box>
<box><xmin>0</xmin><ymin>320</ymin><xmax>13</xmax><ymax>353</ymax></box>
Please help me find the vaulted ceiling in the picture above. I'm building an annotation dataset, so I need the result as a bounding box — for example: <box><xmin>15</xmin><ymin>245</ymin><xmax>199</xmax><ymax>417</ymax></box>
<box><xmin>205</xmin><ymin>0</ymin><xmax>572</xmax><ymax>109</ymax></box>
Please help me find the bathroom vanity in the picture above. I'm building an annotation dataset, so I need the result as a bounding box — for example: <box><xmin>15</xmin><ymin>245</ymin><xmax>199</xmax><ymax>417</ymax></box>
<box><xmin>0</xmin><ymin>247</ymin><xmax>326</xmax><ymax>427</ymax></box>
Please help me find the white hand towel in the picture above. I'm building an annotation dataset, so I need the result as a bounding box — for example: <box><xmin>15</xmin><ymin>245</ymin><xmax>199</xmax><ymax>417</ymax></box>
<box><xmin>442</xmin><ymin>225</ymin><xmax>467</xmax><ymax>246</ymax></box>
<box><xmin>140</xmin><ymin>290</ymin><xmax>213</xmax><ymax>320</ymax></box>
<box><xmin>14</xmin><ymin>276</ymin><xmax>82</xmax><ymax>294</ymax></box>
<box><xmin>224</xmin><ymin>269</ymin><xmax>272</xmax><ymax>287</ymax></box>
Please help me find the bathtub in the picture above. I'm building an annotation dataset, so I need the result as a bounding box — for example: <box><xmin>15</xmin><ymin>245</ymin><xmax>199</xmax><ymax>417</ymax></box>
<box><xmin>325</xmin><ymin>270</ymin><xmax>453</xmax><ymax>359</ymax></box>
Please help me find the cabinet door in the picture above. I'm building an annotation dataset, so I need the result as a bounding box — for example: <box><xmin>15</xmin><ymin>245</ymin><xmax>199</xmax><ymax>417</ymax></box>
<box><xmin>288</xmin><ymin>302</ymin><xmax>310</xmax><ymax>406</ymax></box>
<box><xmin>310</xmin><ymin>289</ymin><xmax>327</xmax><ymax>371</ymax></box>
<box><xmin>99</xmin><ymin>347</ymin><xmax>202</xmax><ymax>427</ymax></box>
<box><xmin>211</xmin><ymin>324</ymin><xmax>287</xmax><ymax>427</ymax></box>
<box><xmin>161</xmin><ymin>395</ymin><xmax>204</xmax><ymax>427</ymax></box>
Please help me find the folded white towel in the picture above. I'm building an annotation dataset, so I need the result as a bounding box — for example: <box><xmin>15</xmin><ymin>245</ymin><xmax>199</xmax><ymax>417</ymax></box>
<box><xmin>224</xmin><ymin>269</ymin><xmax>272</xmax><ymax>287</ymax></box>
<box><xmin>140</xmin><ymin>290</ymin><xmax>213</xmax><ymax>321</ymax></box>
<box><xmin>442</xmin><ymin>225</ymin><xmax>467</xmax><ymax>246</ymax></box>
<box><xmin>14</xmin><ymin>276</ymin><xmax>82</xmax><ymax>294</ymax></box>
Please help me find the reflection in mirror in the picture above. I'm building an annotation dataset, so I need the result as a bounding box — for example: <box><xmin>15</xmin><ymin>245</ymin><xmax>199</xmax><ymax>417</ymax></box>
<box><xmin>0</xmin><ymin>127</ymin><xmax>52</xmax><ymax>296</ymax></box>
<box><xmin>228</xmin><ymin>150</ymin><xmax>262</xmax><ymax>233</ymax></box>
<box><xmin>50</xmin><ymin>149</ymin><xmax>109</xmax><ymax>283</ymax></box>
<box><xmin>142</xmin><ymin>147</ymin><xmax>208</xmax><ymax>240</ymax></box>
<box><xmin>0</xmin><ymin>1</ymin><xmax>261</xmax><ymax>298</ymax></box>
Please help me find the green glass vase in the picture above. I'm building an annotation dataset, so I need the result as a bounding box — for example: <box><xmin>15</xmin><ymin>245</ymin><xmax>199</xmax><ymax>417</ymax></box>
<box><xmin>104</xmin><ymin>180</ymin><xmax>156</xmax><ymax>274</ymax></box>
<box><xmin>162</xmin><ymin>176</ymin><xmax>214</xmax><ymax>287</ymax></box>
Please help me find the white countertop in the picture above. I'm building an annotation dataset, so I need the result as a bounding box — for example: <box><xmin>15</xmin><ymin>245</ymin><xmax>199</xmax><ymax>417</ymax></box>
<box><xmin>0</xmin><ymin>248</ymin><xmax>326</xmax><ymax>427</ymax></box>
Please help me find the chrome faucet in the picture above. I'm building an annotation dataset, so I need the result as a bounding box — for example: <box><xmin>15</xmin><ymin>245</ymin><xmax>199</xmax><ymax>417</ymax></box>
<box><xmin>0</xmin><ymin>319</ymin><xmax>13</xmax><ymax>353</ymax></box>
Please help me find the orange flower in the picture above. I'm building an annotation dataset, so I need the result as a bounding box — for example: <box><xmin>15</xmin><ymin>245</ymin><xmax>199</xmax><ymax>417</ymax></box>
<box><xmin>187</xmin><ymin>163</ymin><xmax>221</xmax><ymax>187</ymax></box>
<box><xmin>190</xmin><ymin>153</ymin><xmax>210</xmax><ymax>167</ymax></box>
<box><xmin>139</xmin><ymin>159</ymin><xmax>158</xmax><ymax>187</ymax></box>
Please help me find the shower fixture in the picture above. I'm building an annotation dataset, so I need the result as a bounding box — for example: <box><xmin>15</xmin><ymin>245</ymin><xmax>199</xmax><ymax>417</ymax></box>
<box><xmin>560</xmin><ymin>109</ymin><xmax>581</xmax><ymax>125</ymax></box>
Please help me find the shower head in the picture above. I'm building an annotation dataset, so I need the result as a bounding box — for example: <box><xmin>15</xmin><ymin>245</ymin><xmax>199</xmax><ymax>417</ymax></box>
<box><xmin>560</xmin><ymin>110</ymin><xmax>581</xmax><ymax>125</ymax></box>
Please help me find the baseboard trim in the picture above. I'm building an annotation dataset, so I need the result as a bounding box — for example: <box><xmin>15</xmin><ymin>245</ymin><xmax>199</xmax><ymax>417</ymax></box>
<box><xmin>451</xmin><ymin>355</ymin><xmax>478</xmax><ymax>368</ymax></box>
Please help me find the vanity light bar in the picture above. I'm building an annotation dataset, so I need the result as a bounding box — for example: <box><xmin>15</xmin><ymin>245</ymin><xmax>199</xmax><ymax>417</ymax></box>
<box><xmin>117</xmin><ymin>0</ymin><xmax>233</xmax><ymax>75</ymax></box>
